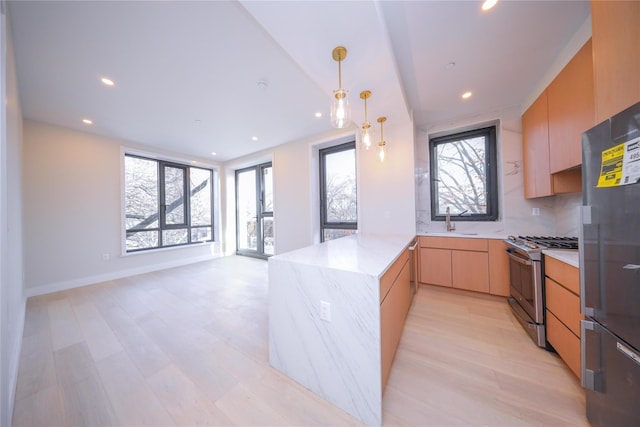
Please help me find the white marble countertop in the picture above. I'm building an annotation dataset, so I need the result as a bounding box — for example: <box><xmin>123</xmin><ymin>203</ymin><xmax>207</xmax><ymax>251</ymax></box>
<box><xmin>418</xmin><ymin>232</ymin><xmax>509</xmax><ymax>240</ymax></box>
<box><xmin>269</xmin><ymin>233</ymin><xmax>415</xmax><ymax>278</ymax></box>
<box><xmin>543</xmin><ymin>249</ymin><xmax>579</xmax><ymax>268</ymax></box>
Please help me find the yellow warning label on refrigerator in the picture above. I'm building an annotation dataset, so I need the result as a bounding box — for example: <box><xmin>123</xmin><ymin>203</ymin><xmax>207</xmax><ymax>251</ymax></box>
<box><xmin>597</xmin><ymin>143</ymin><xmax>624</xmax><ymax>187</ymax></box>
<box><xmin>597</xmin><ymin>136</ymin><xmax>640</xmax><ymax>187</ymax></box>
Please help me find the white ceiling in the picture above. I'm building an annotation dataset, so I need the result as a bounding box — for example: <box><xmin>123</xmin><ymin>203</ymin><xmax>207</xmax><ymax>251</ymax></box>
<box><xmin>8</xmin><ymin>1</ymin><xmax>590</xmax><ymax>162</ymax></box>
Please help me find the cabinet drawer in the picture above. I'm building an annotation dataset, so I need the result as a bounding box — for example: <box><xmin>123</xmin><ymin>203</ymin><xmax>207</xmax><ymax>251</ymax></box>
<box><xmin>380</xmin><ymin>249</ymin><xmax>409</xmax><ymax>302</ymax></box>
<box><xmin>545</xmin><ymin>277</ymin><xmax>583</xmax><ymax>337</ymax></box>
<box><xmin>420</xmin><ymin>236</ymin><xmax>487</xmax><ymax>252</ymax></box>
<box><xmin>545</xmin><ymin>256</ymin><xmax>579</xmax><ymax>295</ymax></box>
<box><xmin>546</xmin><ymin>310</ymin><xmax>581</xmax><ymax>379</ymax></box>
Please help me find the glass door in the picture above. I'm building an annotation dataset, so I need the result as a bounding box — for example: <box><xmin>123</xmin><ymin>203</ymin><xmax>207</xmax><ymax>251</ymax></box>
<box><xmin>236</xmin><ymin>162</ymin><xmax>273</xmax><ymax>258</ymax></box>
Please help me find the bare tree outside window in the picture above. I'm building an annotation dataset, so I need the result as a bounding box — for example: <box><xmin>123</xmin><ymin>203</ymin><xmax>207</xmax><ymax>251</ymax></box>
<box><xmin>430</xmin><ymin>126</ymin><xmax>498</xmax><ymax>221</ymax></box>
<box><xmin>320</xmin><ymin>141</ymin><xmax>357</xmax><ymax>241</ymax></box>
<box><xmin>124</xmin><ymin>154</ymin><xmax>213</xmax><ymax>252</ymax></box>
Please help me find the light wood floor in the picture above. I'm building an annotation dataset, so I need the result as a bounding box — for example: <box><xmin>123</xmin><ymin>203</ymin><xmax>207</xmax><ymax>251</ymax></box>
<box><xmin>12</xmin><ymin>255</ymin><xmax>588</xmax><ymax>426</ymax></box>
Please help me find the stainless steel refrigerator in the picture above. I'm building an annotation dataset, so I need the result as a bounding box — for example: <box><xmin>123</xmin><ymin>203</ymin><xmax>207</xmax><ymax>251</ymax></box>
<box><xmin>581</xmin><ymin>101</ymin><xmax>640</xmax><ymax>426</ymax></box>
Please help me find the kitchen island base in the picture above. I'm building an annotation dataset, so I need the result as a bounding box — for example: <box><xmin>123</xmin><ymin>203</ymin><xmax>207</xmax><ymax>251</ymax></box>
<box><xmin>268</xmin><ymin>234</ymin><xmax>413</xmax><ymax>426</ymax></box>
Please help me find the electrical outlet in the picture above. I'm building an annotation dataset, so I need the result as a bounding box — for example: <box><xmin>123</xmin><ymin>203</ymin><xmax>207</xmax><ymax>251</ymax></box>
<box><xmin>532</xmin><ymin>207</ymin><xmax>540</xmax><ymax>216</ymax></box>
<box><xmin>320</xmin><ymin>300</ymin><xmax>331</xmax><ymax>322</ymax></box>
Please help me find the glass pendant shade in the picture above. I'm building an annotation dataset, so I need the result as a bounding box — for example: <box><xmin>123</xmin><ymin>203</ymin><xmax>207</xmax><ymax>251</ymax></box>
<box><xmin>378</xmin><ymin>142</ymin><xmax>386</xmax><ymax>162</ymax></box>
<box><xmin>361</xmin><ymin>123</ymin><xmax>373</xmax><ymax>150</ymax></box>
<box><xmin>331</xmin><ymin>89</ymin><xmax>351</xmax><ymax>128</ymax></box>
<box><xmin>330</xmin><ymin>47</ymin><xmax>350</xmax><ymax>129</ymax></box>
<box><xmin>377</xmin><ymin>116</ymin><xmax>387</xmax><ymax>163</ymax></box>
<box><xmin>359</xmin><ymin>90</ymin><xmax>374</xmax><ymax>149</ymax></box>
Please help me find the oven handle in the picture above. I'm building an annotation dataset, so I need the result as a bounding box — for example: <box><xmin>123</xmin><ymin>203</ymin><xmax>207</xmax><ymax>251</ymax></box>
<box><xmin>505</xmin><ymin>249</ymin><xmax>532</xmax><ymax>266</ymax></box>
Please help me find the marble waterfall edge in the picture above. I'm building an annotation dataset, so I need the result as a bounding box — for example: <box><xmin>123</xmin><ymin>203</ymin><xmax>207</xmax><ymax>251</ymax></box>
<box><xmin>268</xmin><ymin>257</ymin><xmax>382</xmax><ymax>426</ymax></box>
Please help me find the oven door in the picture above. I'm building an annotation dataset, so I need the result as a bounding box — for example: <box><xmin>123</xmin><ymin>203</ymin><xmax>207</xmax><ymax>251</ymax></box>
<box><xmin>506</xmin><ymin>248</ymin><xmax>543</xmax><ymax>324</ymax></box>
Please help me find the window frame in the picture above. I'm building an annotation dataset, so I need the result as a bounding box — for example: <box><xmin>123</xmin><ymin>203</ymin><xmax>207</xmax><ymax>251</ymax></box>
<box><xmin>319</xmin><ymin>140</ymin><xmax>358</xmax><ymax>241</ymax></box>
<box><xmin>429</xmin><ymin>126</ymin><xmax>498</xmax><ymax>222</ymax></box>
<box><xmin>235</xmin><ymin>161</ymin><xmax>273</xmax><ymax>259</ymax></box>
<box><xmin>124</xmin><ymin>153</ymin><xmax>214</xmax><ymax>253</ymax></box>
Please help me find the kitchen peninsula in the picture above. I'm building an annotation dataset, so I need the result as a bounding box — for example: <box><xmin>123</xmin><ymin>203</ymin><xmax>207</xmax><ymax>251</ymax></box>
<box><xmin>268</xmin><ymin>234</ymin><xmax>414</xmax><ymax>426</ymax></box>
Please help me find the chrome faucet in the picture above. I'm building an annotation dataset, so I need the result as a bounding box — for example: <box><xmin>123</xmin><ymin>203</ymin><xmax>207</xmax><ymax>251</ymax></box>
<box><xmin>445</xmin><ymin>206</ymin><xmax>455</xmax><ymax>232</ymax></box>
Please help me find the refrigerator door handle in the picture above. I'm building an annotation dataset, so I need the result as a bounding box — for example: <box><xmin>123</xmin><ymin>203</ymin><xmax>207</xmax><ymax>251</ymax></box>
<box><xmin>579</xmin><ymin>206</ymin><xmax>596</xmax><ymax>317</ymax></box>
<box><xmin>581</xmin><ymin>319</ymin><xmax>604</xmax><ymax>392</ymax></box>
<box><xmin>623</xmin><ymin>264</ymin><xmax>640</xmax><ymax>270</ymax></box>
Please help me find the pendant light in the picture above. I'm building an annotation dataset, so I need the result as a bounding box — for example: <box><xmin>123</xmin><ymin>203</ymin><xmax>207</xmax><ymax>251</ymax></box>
<box><xmin>377</xmin><ymin>117</ymin><xmax>387</xmax><ymax>163</ymax></box>
<box><xmin>330</xmin><ymin>46</ymin><xmax>351</xmax><ymax>128</ymax></box>
<box><xmin>360</xmin><ymin>90</ymin><xmax>374</xmax><ymax>150</ymax></box>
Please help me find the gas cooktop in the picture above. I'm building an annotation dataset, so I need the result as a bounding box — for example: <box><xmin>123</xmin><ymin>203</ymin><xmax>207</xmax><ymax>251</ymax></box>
<box><xmin>506</xmin><ymin>235</ymin><xmax>579</xmax><ymax>251</ymax></box>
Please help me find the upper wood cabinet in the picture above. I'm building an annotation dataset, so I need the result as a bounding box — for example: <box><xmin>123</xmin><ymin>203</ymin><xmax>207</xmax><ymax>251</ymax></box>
<box><xmin>522</xmin><ymin>39</ymin><xmax>593</xmax><ymax>199</ymax></box>
<box><xmin>522</xmin><ymin>90</ymin><xmax>553</xmax><ymax>198</ymax></box>
<box><xmin>592</xmin><ymin>1</ymin><xmax>640</xmax><ymax>123</ymax></box>
<box><xmin>547</xmin><ymin>39</ymin><xmax>595</xmax><ymax>173</ymax></box>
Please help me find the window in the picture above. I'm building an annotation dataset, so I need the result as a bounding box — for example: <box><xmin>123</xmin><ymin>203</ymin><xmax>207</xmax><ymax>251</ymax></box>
<box><xmin>429</xmin><ymin>126</ymin><xmax>498</xmax><ymax>221</ymax></box>
<box><xmin>320</xmin><ymin>141</ymin><xmax>357</xmax><ymax>241</ymax></box>
<box><xmin>236</xmin><ymin>162</ymin><xmax>273</xmax><ymax>258</ymax></box>
<box><xmin>124</xmin><ymin>154</ymin><xmax>214</xmax><ymax>252</ymax></box>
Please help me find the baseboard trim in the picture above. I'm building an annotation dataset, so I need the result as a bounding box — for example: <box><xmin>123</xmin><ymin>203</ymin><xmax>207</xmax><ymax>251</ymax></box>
<box><xmin>24</xmin><ymin>254</ymin><xmax>221</xmax><ymax>298</ymax></box>
<box><xmin>7</xmin><ymin>295</ymin><xmax>26</xmax><ymax>427</ymax></box>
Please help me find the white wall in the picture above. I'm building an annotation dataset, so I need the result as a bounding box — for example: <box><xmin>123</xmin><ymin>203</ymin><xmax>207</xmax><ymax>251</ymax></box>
<box><xmin>224</xmin><ymin>119</ymin><xmax>416</xmax><ymax>256</ymax></box>
<box><xmin>0</xmin><ymin>12</ymin><xmax>25</xmax><ymax>427</ymax></box>
<box><xmin>22</xmin><ymin>121</ymin><xmax>223</xmax><ymax>296</ymax></box>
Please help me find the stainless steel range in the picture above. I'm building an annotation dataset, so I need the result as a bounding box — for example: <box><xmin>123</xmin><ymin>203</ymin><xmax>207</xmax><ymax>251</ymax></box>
<box><xmin>504</xmin><ymin>235</ymin><xmax>578</xmax><ymax>347</ymax></box>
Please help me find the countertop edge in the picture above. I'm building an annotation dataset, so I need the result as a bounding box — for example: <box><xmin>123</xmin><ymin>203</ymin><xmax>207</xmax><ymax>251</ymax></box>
<box><xmin>543</xmin><ymin>249</ymin><xmax>579</xmax><ymax>268</ymax></box>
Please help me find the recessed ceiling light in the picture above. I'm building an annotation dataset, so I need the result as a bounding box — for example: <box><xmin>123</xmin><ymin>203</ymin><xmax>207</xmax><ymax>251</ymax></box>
<box><xmin>82</xmin><ymin>119</ymin><xmax>93</xmax><ymax>125</ymax></box>
<box><xmin>315</xmin><ymin>112</ymin><xmax>322</xmax><ymax>118</ymax></box>
<box><xmin>100</xmin><ymin>77</ymin><xmax>115</xmax><ymax>87</ymax></box>
<box><xmin>481</xmin><ymin>0</ymin><xmax>498</xmax><ymax>11</ymax></box>
<box><xmin>251</xmin><ymin>136</ymin><xmax>258</xmax><ymax>141</ymax></box>
<box><xmin>462</xmin><ymin>91</ymin><xmax>473</xmax><ymax>99</ymax></box>
<box><xmin>211</xmin><ymin>151</ymin><xmax>217</xmax><ymax>156</ymax></box>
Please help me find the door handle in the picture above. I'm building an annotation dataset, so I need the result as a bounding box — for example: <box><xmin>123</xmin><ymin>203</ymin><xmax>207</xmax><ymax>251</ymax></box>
<box><xmin>581</xmin><ymin>320</ymin><xmax>603</xmax><ymax>392</ymax></box>
<box><xmin>506</xmin><ymin>249</ymin><xmax>532</xmax><ymax>266</ymax></box>
<box><xmin>623</xmin><ymin>264</ymin><xmax>640</xmax><ymax>270</ymax></box>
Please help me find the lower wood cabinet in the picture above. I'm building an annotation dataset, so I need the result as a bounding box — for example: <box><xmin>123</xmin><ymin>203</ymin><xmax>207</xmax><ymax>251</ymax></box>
<box><xmin>487</xmin><ymin>240</ymin><xmax>510</xmax><ymax>297</ymax></box>
<box><xmin>452</xmin><ymin>250</ymin><xmax>489</xmax><ymax>293</ymax></box>
<box><xmin>418</xmin><ymin>236</ymin><xmax>509</xmax><ymax>297</ymax></box>
<box><xmin>546</xmin><ymin>309</ymin><xmax>581</xmax><ymax>378</ymax></box>
<box><xmin>544</xmin><ymin>256</ymin><xmax>582</xmax><ymax>379</ymax></box>
<box><xmin>380</xmin><ymin>249</ymin><xmax>411</xmax><ymax>391</ymax></box>
<box><xmin>419</xmin><ymin>248</ymin><xmax>452</xmax><ymax>287</ymax></box>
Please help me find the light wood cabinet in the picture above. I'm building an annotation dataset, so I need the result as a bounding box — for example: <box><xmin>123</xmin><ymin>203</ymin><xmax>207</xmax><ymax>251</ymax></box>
<box><xmin>380</xmin><ymin>250</ymin><xmax>411</xmax><ymax>391</ymax></box>
<box><xmin>452</xmin><ymin>250</ymin><xmax>489</xmax><ymax>293</ymax></box>
<box><xmin>418</xmin><ymin>236</ymin><xmax>507</xmax><ymax>296</ymax></box>
<box><xmin>419</xmin><ymin>247</ymin><xmax>452</xmax><ymax>287</ymax></box>
<box><xmin>548</xmin><ymin>39</ymin><xmax>595</xmax><ymax>173</ymax></box>
<box><xmin>488</xmin><ymin>240</ymin><xmax>510</xmax><ymax>297</ymax></box>
<box><xmin>523</xmin><ymin>90</ymin><xmax>553</xmax><ymax>198</ymax></box>
<box><xmin>544</xmin><ymin>256</ymin><xmax>582</xmax><ymax>379</ymax></box>
<box><xmin>592</xmin><ymin>1</ymin><xmax>640</xmax><ymax>123</ymax></box>
<box><xmin>546</xmin><ymin>310</ymin><xmax>581</xmax><ymax>378</ymax></box>
<box><xmin>522</xmin><ymin>39</ymin><xmax>594</xmax><ymax>198</ymax></box>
